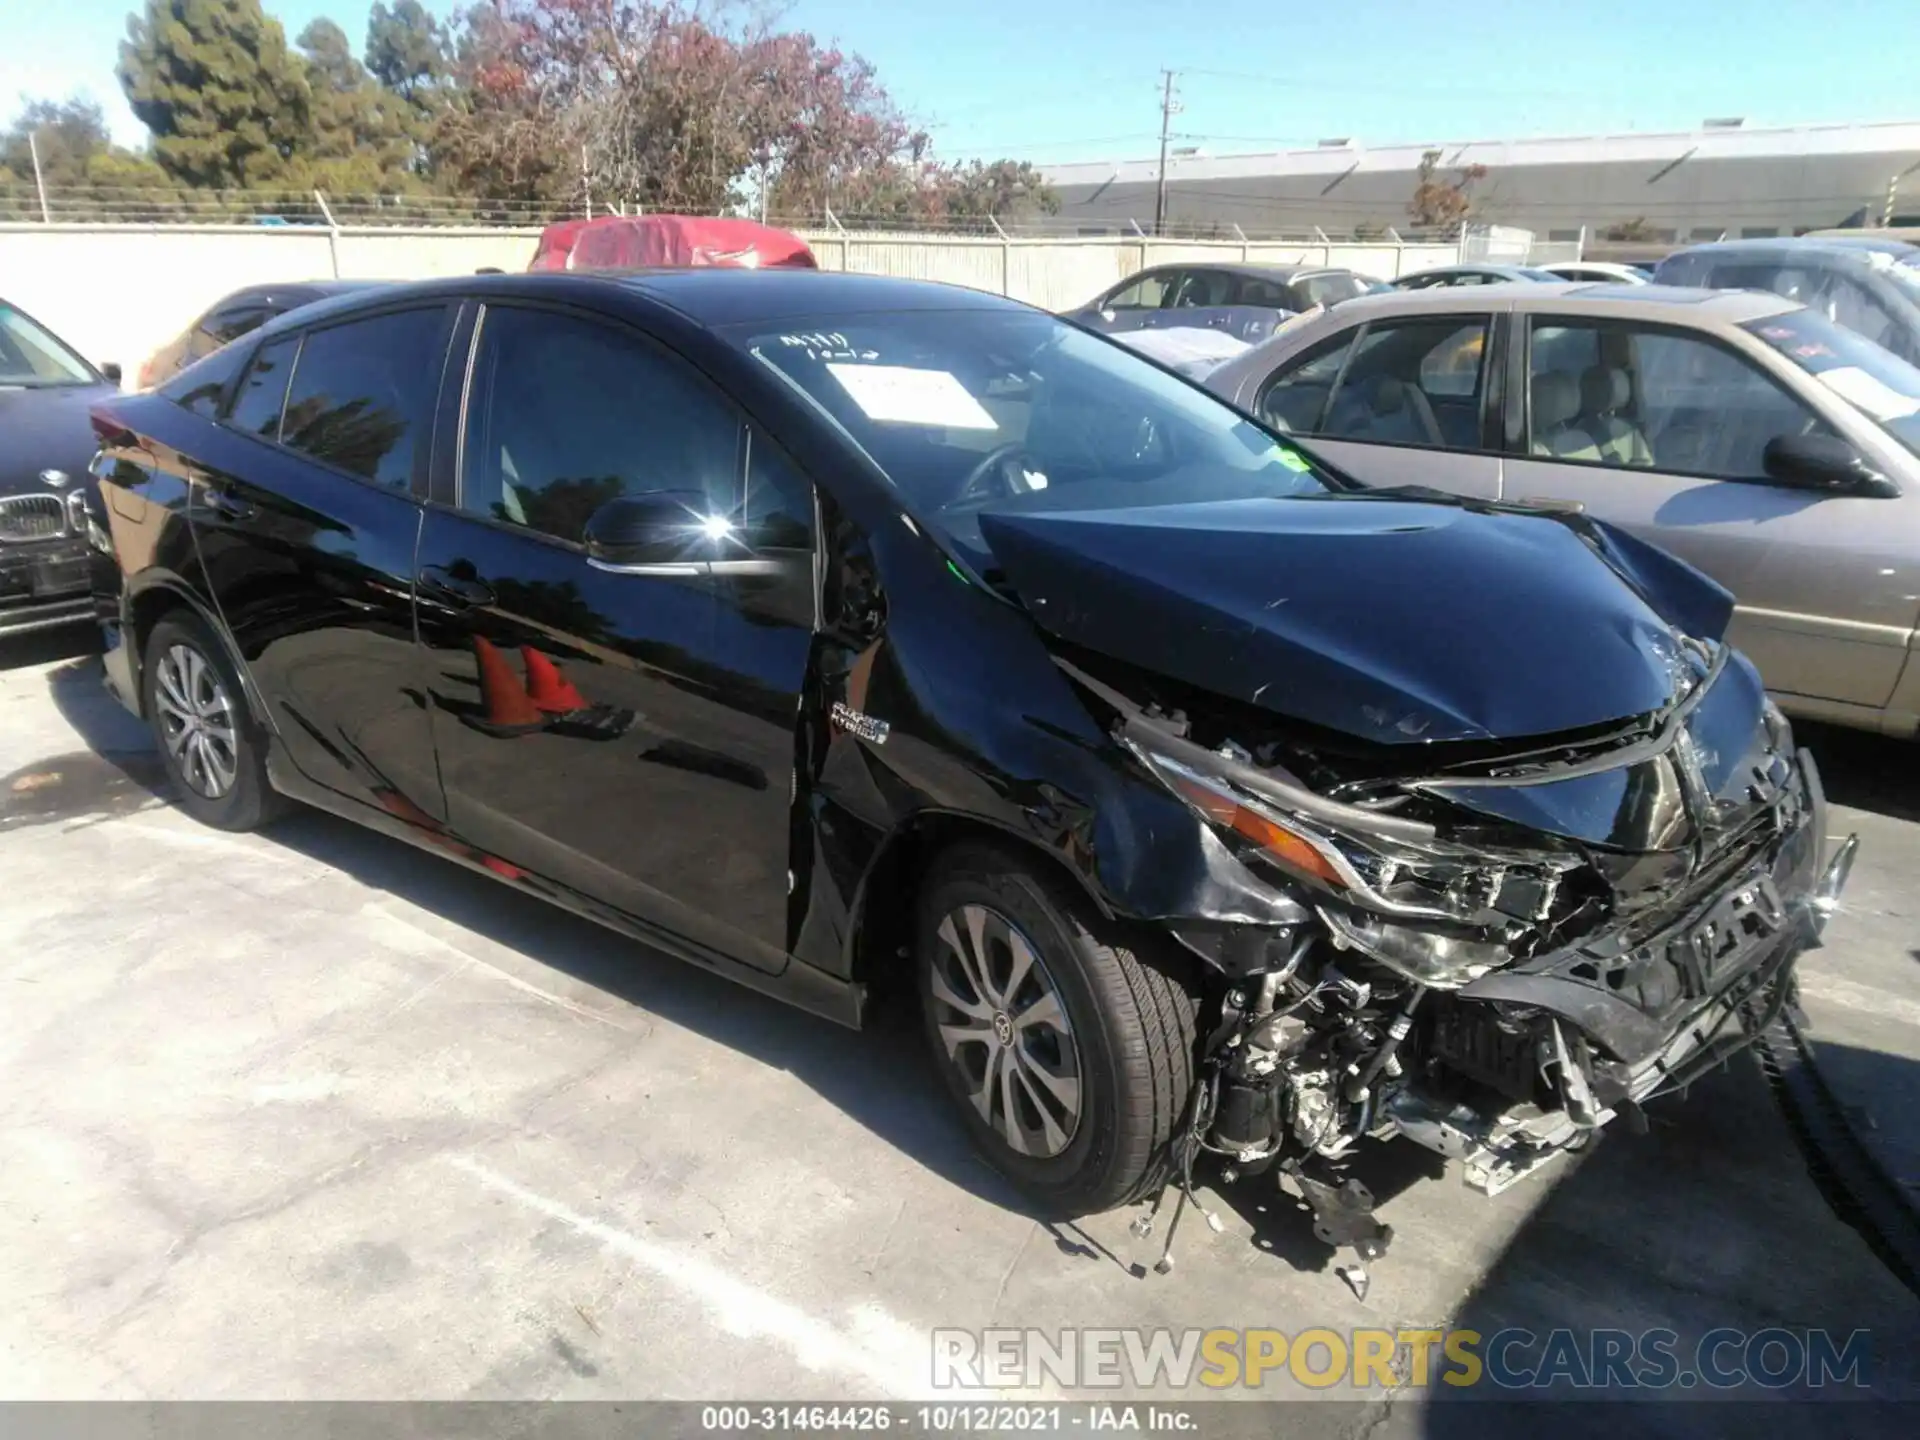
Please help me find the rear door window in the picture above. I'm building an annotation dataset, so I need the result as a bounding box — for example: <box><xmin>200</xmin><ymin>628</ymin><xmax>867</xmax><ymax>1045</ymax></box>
<box><xmin>1233</xmin><ymin>275</ymin><xmax>1294</xmax><ymax>308</ymax></box>
<box><xmin>278</xmin><ymin>307</ymin><xmax>449</xmax><ymax>490</ymax></box>
<box><xmin>1307</xmin><ymin>317</ymin><xmax>1492</xmax><ymax>450</ymax></box>
<box><xmin>1168</xmin><ymin>270</ymin><xmax>1235</xmax><ymax>308</ymax></box>
<box><xmin>1102</xmin><ymin>272</ymin><xmax>1176</xmax><ymax>310</ymax></box>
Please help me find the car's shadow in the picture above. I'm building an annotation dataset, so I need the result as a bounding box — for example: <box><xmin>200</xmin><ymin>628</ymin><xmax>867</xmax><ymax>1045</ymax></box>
<box><xmin>0</xmin><ymin>620</ymin><xmax>100</xmax><ymax>672</ymax></box>
<box><xmin>33</xmin><ymin>654</ymin><xmax>1042</xmax><ymax>1227</ymax></box>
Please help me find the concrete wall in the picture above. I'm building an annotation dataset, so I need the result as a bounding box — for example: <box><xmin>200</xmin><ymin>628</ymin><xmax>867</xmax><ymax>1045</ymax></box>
<box><xmin>1</xmin><ymin>224</ymin><xmax>537</xmax><ymax>382</ymax></box>
<box><xmin>0</xmin><ymin>222</ymin><xmax>1457</xmax><ymax>385</ymax></box>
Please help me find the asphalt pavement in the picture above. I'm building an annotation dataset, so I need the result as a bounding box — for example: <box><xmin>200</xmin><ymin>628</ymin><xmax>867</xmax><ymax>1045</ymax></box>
<box><xmin>1</xmin><ymin>623</ymin><xmax>1915</xmax><ymax>1433</ymax></box>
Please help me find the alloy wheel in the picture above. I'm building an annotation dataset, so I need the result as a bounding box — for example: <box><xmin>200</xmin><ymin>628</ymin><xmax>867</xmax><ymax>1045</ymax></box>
<box><xmin>928</xmin><ymin>903</ymin><xmax>1082</xmax><ymax>1158</ymax></box>
<box><xmin>153</xmin><ymin>643</ymin><xmax>239</xmax><ymax>800</ymax></box>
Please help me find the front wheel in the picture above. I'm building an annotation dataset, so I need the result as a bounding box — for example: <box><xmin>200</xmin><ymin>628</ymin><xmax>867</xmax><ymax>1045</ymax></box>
<box><xmin>916</xmin><ymin>843</ymin><xmax>1197</xmax><ymax>1217</ymax></box>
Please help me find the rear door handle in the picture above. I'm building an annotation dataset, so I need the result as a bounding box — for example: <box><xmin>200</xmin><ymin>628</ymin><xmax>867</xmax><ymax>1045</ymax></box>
<box><xmin>417</xmin><ymin>566</ymin><xmax>495</xmax><ymax>609</ymax></box>
<box><xmin>199</xmin><ymin>485</ymin><xmax>256</xmax><ymax>521</ymax></box>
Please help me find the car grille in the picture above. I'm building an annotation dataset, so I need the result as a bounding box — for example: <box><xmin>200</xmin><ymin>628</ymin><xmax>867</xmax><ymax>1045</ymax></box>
<box><xmin>0</xmin><ymin>494</ymin><xmax>67</xmax><ymax>542</ymax></box>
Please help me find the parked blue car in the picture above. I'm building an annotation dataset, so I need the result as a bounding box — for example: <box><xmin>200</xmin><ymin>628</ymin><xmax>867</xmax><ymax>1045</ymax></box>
<box><xmin>1063</xmin><ymin>262</ymin><xmax>1377</xmax><ymax>345</ymax></box>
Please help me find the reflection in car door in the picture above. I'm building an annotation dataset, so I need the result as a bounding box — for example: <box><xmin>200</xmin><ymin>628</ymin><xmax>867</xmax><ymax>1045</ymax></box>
<box><xmin>412</xmin><ymin>301</ymin><xmax>817</xmax><ymax>974</ymax></box>
<box><xmin>184</xmin><ymin>305</ymin><xmax>453</xmax><ymax>819</ymax></box>
<box><xmin>1501</xmin><ymin>312</ymin><xmax>1920</xmax><ymax>711</ymax></box>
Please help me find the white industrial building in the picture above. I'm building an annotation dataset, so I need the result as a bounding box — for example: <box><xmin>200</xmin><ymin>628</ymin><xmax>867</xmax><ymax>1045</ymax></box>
<box><xmin>1040</xmin><ymin>119</ymin><xmax>1920</xmax><ymax>242</ymax></box>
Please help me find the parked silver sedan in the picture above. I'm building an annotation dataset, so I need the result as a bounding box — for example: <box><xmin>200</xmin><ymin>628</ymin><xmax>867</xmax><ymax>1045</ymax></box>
<box><xmin>1204</xmin><ymin>282</ymin><xmax>1920</xmax><ymax>737</ymax></box>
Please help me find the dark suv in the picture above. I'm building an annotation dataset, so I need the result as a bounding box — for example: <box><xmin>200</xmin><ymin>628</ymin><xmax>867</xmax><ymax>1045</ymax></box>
<box><xmin>1656</xmin><ymin>237</ymin><xmax>1920</xmax><ymax>365</ymax></box>
<box><xmin>85</xmin><ymin>271</ymin><xmax>1853</xmax><ymax>1277</ymax></box>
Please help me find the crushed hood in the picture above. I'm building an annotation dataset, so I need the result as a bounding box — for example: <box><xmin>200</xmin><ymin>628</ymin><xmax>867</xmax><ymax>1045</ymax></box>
<box><xmin>976</xmin><ymin>494</ymin><xmax>1733</xmax><ymax>747</ymax></box>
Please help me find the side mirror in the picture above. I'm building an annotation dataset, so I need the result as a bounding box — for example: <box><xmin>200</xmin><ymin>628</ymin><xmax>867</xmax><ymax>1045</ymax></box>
<box><xmin>101</xmin><ymin>361</ymin><xmax>123</xmax><ymax>386</ymax></box>
<box><xmin>584</xmin><ymin>491</ymin><xmax>774</xmax><ymax>576</ymax></box>
<box><xmin>1762</xmin><ymin>433</ymin><xmax>1898</xmax><ymax>497</ymax></box>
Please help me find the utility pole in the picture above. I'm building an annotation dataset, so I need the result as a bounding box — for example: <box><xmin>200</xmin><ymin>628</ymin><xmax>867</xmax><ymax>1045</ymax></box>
<box><xmin>28</xmin><ymin>130</ymin><xmax>50</xmax><ymax>223</ymax></box>
<box><xmin>1153</xmin><ymin>70</ymin><xmax>1180</xmax><ymax>236</ymax></box>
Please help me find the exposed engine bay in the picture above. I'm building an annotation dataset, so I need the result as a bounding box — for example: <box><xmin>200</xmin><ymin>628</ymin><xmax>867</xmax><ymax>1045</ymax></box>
<box><xmin>1054</xmin><ymin>642</ymin><xmax>1859</xmax><ymax>1295</ymax></box>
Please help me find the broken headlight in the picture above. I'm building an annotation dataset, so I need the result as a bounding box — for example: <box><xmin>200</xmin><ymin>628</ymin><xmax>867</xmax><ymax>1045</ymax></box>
<box><xmin>1130</xmin><ymin>743</ymin><xmax>1581</xmax><ymax>988</ymax></box>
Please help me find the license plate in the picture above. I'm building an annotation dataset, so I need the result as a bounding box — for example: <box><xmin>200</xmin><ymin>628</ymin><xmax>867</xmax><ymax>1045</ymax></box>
<box><xmin>31</xmin><ymin>556</ymin><xmax>88</xmax><ymax>596</ymax></box>
<box><xmin>1680</xmin><ymin>874</ymin><xmax>1786</xmax><ymax>993</ymax></box>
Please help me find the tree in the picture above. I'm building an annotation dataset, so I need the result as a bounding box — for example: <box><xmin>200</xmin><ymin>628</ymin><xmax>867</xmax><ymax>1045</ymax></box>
<box><xmin>117</xmin><ymin>0</ymin><xmax>314</xmax><ymax>189</ymax></box>
<box><xmin>366</xmin><ymin>0</ymin><xmax>448</xmax><ymax>106</ymax></box>
<box><xmin>1602</xmin><ymin>216</ymin><xmax>1656</xmax><ymax>243</ymax></box>
<box><xmin>430</xmin><ymin>0</ymin><xmax>1057</xmax><ymax>222</ymax></box>
<box><xmin>365</xmin><ymin>0</ymin><xmax>450</xmax><ymax>179</ymax></box>
<box><xmin>0</xmin><ymin>96</ymin><xmax>177</xmax><ymax>219</ymax></box>
<box><xmin>1</xmin><ymin>98</ymin><xmax>111</xmax><ymax>187</ymax></box>
<box><xmin>1408</xmin><ymin>150</ymin><xmax>1486</xmax><ymax>230</ymax></box>
<box><xmin>296</xmin><ymin>17</ymin><xmax>417</xmax><ymax>189</ymax></box>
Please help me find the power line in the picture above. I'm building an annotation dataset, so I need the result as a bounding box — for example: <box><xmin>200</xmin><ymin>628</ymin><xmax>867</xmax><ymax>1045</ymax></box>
<box><xmin>1179</xmin><ymin>66</ymin><xmax>1586</xmax><ymax>101</ymax></box>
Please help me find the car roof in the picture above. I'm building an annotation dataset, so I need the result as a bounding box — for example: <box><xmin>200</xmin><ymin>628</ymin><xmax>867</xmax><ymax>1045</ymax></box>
<box><xmin>241</xmin><ymin>268</ymin><xmax>1038</xmax><ymax>341</ymax></box>
<box><xmin>215</xmin><ymin>279</ymin><xmax>378</xmax><ymax>309</ymax></box>
<box><xmin>1273</xmin><ymin>279</ymin><xmax>1800</xmax><ymax>326</ymax></box>
<box><xmin>1665</xmin><ymin>236</ymin><xmax>1919</xmax><ymax>264</ymax></box>
<box><xmin>1400</xmin><ymin>263</ymin><xmax>1543</xmax><ymax>278</ymax></box>
<box><xmin>1131</xmin><ymin>261</ymin><xmax>1342</xmax><ymax>281</ymax></box>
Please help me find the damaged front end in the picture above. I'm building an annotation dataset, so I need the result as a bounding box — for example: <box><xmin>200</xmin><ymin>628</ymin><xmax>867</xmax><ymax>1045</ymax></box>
<box><xmin>1058</xmin><ymin>641</ymin><xmax>1856</xmax><ymax>1291</ymax></box>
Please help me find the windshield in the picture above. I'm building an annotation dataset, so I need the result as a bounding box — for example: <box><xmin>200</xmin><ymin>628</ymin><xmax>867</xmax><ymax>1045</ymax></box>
<box><xmin>733</xmin><ymin>308</ymin><xmax>1329</xmax><ymax>571</ymax></box>
<box><xmin>1887</xmin><ymin>254</ymin><xmax>1920</xmax><ymax>299</ymax></box>
<box><xmin>0</xmin><ymin>303</ymin><xmax>96</xmax><ymax>387</ymax></box>
<box><xmin>1742</xmin><ymin>308</ymin><xmax>1920</xmax><ymax>459</ymax></box>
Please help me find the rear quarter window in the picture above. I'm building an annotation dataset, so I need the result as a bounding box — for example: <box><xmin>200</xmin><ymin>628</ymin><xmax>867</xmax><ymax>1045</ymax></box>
<box><xmin>226</xmin><ymin>338</ymin><xmax>299</xmax><ymax>438</ymax></box>
<box><xmin>157</xmin><ymin>341</ymin><xmax>249</xmax><ymax>419</ymax></box>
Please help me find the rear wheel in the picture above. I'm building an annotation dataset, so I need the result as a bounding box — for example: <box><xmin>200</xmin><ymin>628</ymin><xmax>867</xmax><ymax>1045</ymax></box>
<box><xmin>916</xmin><ymin>843</ymin><xmax>1197</xmax><ymax>1216</ymax></box>
<box><xmin>143</xmin><ymin>612</ymin><xmax>286</xmax><ymax>832</ymax></box>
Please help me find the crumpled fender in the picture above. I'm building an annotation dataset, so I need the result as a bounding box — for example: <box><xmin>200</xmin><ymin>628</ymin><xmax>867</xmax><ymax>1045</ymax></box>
<box><xmin>1566</xmin><ymin>512</ymin><xmax>1735</xmax><ymax>644</ymax></box>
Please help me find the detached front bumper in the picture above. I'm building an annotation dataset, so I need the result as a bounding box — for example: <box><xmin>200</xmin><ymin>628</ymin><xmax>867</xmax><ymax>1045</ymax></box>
<box><xmin>1387</xmin><ymin>747</ymin><xmax>1857</xmax><ymax>1195</ymax></box>
<box><xmin>1458</xmin><ymin>746</ymin><xmax>1837</xmax><ymax>1068</ymax></box>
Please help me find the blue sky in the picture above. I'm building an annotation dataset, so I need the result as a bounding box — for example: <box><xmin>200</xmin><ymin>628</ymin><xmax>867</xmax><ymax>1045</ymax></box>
<box><xmin>6</xmin><ymin>0</ymin><xmax>1919</xmax><ymax>163</ymax></box>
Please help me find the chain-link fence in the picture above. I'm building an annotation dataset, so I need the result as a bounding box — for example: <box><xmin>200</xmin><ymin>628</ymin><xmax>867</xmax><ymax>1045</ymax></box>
<box><xmin>0</xmin><ymin>181</ymin><xmax>1490</xmax><ymax>245</ymax></box>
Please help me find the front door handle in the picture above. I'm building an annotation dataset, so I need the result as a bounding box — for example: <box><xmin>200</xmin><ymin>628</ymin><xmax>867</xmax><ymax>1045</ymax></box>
<box><xmin>417</xmin><ymin>565</ymin><xmax>495</xmax><ymax>609</ymax></box>
<box><xmin>1514</xmin><ymin>495</ymin><xmax>1586</xmax><ymax>515</ymax></box>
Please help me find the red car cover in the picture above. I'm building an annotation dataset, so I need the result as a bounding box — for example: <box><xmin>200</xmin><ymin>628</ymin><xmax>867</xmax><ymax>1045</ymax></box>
<box><xmin>528</xmin><ymin>215</ymin><xmax>817</xmax><ymax>273</ymax></box>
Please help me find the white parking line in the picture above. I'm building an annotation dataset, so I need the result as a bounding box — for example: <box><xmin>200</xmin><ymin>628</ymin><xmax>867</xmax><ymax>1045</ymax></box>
<box><xmin>446</xmin><ymin>1155</ymin><xmax>939</xmax><ymax>1398</ymax></box>
<box><xmin>1799</xmin><ymin>970</ymin><xmax>1920</xmax><ymax>1029</ymax></box>
<box><xmin>369</xmin><ymin>907</ymin><xmax>642</xmax><ymax>1033</ymax></box>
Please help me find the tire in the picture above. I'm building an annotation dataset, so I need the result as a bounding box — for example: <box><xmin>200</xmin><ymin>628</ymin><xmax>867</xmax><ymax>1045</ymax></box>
<box><xmin>143</xmin><ymin>611</ymin><xmax>287</xmax><ymax>832</ymax></box>
<box><xmin>916</xmin><ymin>842</ymin><xmax>1198</xmax><ymax>1217</ymax></box>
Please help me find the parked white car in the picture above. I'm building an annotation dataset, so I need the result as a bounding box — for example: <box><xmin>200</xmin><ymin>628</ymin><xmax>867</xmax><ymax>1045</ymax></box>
<box><xmin>1540</xmin><ymin>261</ymin><xmax>1653</xmax><ymax>284</ymax></box>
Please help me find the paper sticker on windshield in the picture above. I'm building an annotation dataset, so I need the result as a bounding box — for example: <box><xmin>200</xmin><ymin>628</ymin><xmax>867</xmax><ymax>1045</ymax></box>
<box><xmin>1276</xmin><ymin>448</ymin><xmax>1312</xmax><ymax>473</ymax></box>
<box><xmin>826</xmin><ymin>364</ymin><xmax>997</xmax><ymax>430</ymax></box>
<box><xmin>1814</xmin><ymin>365</ymin><xmax>1920</xmax><ymax>422</ymax></box>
